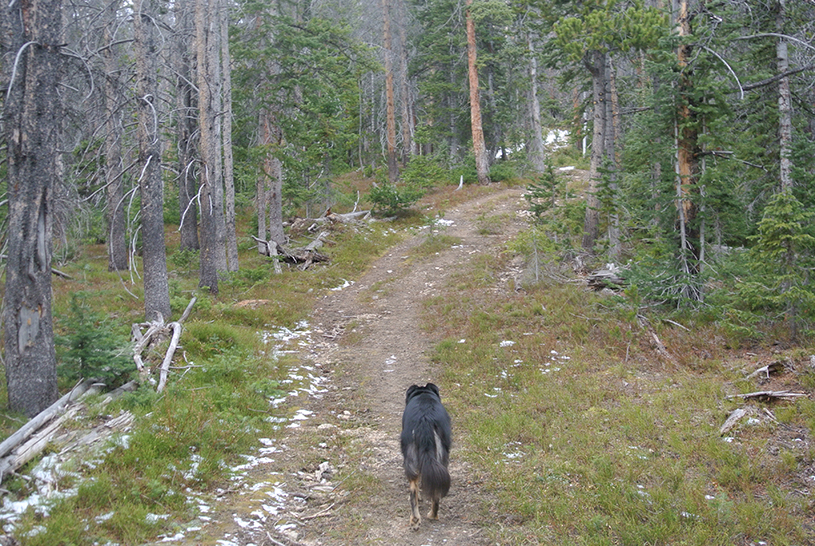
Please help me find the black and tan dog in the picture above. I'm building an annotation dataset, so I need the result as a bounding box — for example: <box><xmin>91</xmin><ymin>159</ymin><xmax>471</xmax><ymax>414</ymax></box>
<box><xmin>400</xmin><ymin>383</ymin><xmax>451</xmax><ymax>530</ymax></box>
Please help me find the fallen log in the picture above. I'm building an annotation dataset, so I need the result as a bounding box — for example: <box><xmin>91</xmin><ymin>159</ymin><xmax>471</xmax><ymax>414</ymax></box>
<box><xmin>726</xmin><ymin>390</ymin><xmax>807</xmax><ymax>402</ymax></box>
<box><xmin>587</xmin><ymin>268</ymin><xmax>626</xmax><ymax>290</ymax></box>
<box><xmin>328</xmin><ymin>210</ymin><xmax>371</xmax><ymax>222</ymax></box>
<box><xmin>720</xmin><ymin>407</ymin><xmax>749</xmax><ymax>435</ymax></box>
<box><xmin>0</xmin><ymin>380</ymin><xmax>100</xmax><ymax>482</ymax></box>
<box><xmin>0</xmin><ymin>380</ymin><xmax>96</xmax><ymax>461</ymax></box>
<box><xmin>254</xmin><ymin>233</ymin><xmax>330</xmax><ymax>270</ymax></box>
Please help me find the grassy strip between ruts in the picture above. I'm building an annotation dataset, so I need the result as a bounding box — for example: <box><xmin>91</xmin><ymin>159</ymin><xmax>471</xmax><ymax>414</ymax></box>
<box><xmin>423</xmin><ymin>223</ymin><xmax>815</xmax><ymax>545</ymax></box>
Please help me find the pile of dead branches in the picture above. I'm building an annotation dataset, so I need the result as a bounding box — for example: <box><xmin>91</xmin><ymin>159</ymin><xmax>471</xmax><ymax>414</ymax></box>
<box><xmin>0</xmin><ymin>298</ymin><xmax>197</xmax><ymax>484</ymax></box>
<box><xmin>254</xmin><ymin>210</ymin><xmax>373</xmax><ymax>272</ymax></box>
<box><xmin>132</xmin><ymin>297</ymin><xmax>196</xmax><ymax>393</ymax></box>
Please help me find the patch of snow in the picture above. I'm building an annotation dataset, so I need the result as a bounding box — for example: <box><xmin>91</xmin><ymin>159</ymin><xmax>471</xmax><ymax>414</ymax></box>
<box><xmin>330</xmin><ymin>279</ymin><xmax>354</xmax><ymax>291</ymax></box>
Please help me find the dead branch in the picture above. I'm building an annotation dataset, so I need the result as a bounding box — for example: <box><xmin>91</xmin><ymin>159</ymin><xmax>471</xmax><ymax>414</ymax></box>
<box><xmin>157</xmin><ymin>322</ymin><xmax>182</xmax><ymax>393</ymax></box>
<box><xmin>328</xmin><ymin>210</ymin><xmax>371</xmax><ymax>222</ymax></box>
<box><xmin>178</xmin><ymin>296</ymin><xmax>197</xmax><ymax>324</ymax></box>
<box><xmin>132</xmin><ymin>297</ymin><xmax>195</xmax><ymax>391</ymax></box>
<box><xmin>746</xmin><ymin>360</ymin><xmax>786</xmax><ymax>381</ymax></box>
<box><xmin>254</xmin><ymin>232</ymin><xmax>330</xmax><ymax>270</ymax></box>
<box><xmin>720</xmin><ymin>407</ymin><xmax>749</xmax><ymax>435</ymax></box>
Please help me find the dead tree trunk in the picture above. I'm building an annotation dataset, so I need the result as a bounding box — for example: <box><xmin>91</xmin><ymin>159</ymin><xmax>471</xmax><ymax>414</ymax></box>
<box><xmin>466</xmin><ymin>0</ymin><xmax>490</xmax><ymax>185</ymax></box>
<box><xmin>582</xmin><ymin>50</ymin><xmax>606</xmax><ymax>252</ymax></box>
<box><xmin>382</xmin><ymin>0</ymin><xmax>399</xmax><ymax>184</ymax></box>
<box><xmin>3</xmin><ymin>0</ymin><xmax>63</xmax><ymax>416</ymax></box>
<box><xmin>135</xmin><ymin>0</ymin><xmax>172</xmax><ymax>321</ymax></box>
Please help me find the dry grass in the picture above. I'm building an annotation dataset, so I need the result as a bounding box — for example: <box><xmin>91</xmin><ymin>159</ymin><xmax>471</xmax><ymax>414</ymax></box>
<box><xmin>423</xmin><ymin>240</ymin><xmax>815</xmax><ymax>544</ymax></box>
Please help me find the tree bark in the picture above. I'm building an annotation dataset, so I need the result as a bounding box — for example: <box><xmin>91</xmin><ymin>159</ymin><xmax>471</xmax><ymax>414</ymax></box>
<box><xmin>259</xmin><ymin>110</ymin><xmax>286</xmax><ymax>249</ymax></box>
<box><xmin>776</xmin><ymin>0</ymin><xmax>793</xmax><ymax>191</ymax></box>
<box><xmin>3</xmin><ymin>0</ymin><xmax>62</xmax><ymax>417</ymax></box>
<box><xmin>382</xmin><ymin>0</ymin><xmax>399</xmax><ymax>184</ymax></box>
<box><xmin>135</xmin><ymin>0</ymin><xmax>172</xmax><ymax>321</ymax></box>
<box><xmin>675</xmin><ymin>0</ymin><xmax>700</xmax><ymax>270</ymax></box>
<box><xmin>527</xmin><ymin>36</ymin><xmax>546</xmax><ymax>173</ymax></box>
<box><xmin>605</xmin><ymin>55</ymin><xmax>621</xmax><ymax>259</ymax></box>
<box><xmin>103</xmin><ymin>0</ymin><xmax>128</xmax><ymax>271</ymax></box>
<box><xmin>466</xmin><ymin>0</ymin><xmax>490</xmax><ymax>184</ymax></box>
<box><xmin>175</xmin><ymin>0</ymin><xmax>200</xmax><ymax>252</ymax></box>
<box><xmin>396</xmin><ymin>0</ymin><xmax>414</xmax><ymax>162</ymax></box>
<box><xmin>220</xmin><ymin>3</ymin><xmax>239</xmax><ymax>271</ymax></box>
<box><xmin>582</xmin><ymin>50</ymin><xmax>606</xmax><ymax>251</ymax></box>
<box><xmin>196</xmin><ymin>0</ymin><xmax>228</xmax><ymax>293</ymax></box>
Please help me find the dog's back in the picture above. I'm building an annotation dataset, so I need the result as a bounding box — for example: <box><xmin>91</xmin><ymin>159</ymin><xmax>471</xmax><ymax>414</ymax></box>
<box><xmin>400</xmin><ymin>383</ymin><xmax>451</xmax><ymax>529</ymax></box>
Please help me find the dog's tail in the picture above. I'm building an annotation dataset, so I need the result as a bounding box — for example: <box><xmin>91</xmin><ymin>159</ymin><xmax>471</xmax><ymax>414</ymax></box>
<box><xmin>419</xmin><ymin>427</ymin><xmax>450</xmax><ymax>499</ymax></box>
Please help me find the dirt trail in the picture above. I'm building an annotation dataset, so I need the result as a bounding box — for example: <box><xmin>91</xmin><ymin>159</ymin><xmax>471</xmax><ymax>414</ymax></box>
<box><xmin>201</xmin><ymin>186</ymin><xmax>529</xmax><ymax>546</ymax></box>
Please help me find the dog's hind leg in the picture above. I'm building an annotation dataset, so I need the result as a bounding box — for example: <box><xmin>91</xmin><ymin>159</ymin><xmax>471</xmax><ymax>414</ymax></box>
<box><xmin>427</xmin><ymin>494</ymin><xmax>440</xmax><ymax>521</ymax></box>
<box><xmin>409</xmin><ymin>477</ymin><xmax>422</xmax><ymax>530</ymax></box>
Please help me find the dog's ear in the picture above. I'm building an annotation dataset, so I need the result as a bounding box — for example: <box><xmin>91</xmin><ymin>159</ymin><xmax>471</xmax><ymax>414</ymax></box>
<box><xmin>405</xmin><ymin>384</ymin><xmax>419</xmax><ymax>404</ymax></box>
<box><xmin>426</xmin><ymin>383</ymin><xmax>440</xmax><ymax>397</ymax></box>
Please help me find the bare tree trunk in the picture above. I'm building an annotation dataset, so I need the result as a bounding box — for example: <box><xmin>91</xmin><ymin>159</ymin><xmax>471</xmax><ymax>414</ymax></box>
<box><xmin>103</xmin><ymin>0</ymin><xmax>128</xmax><ymax>271</ymax></box>
<box><xmin>196</xmin><ymin>0</ymin><xmax>227</xmax><ymax>293</ymax></box>
<box><xmin>777</xmin><ymin>0</ymin><xmax>793</xmax><ymax>191</ymax></box>
<box><xmin>672</xmin><ymin>0</ymin><xmax>703</xmax><ymax>302</ymax></box>
<box><xmin>675</xmin><ymin>0</ymin><xmax>700</xmax><ymax>269</ymax></box>
<box><xmin>527</xmin><ymin>35</ymin><xmax>546</xmax><ymax>173</ymax></box>
<box><xmin>3</xmin><ymin>0</ymin><xmax>61</xmax><ymax>417</ymax></box>
<box><xmin>382</xmin><ymin>0</ymin><xmax>399</xmax><ymax>184</ymax></box>
<box><xmin>175</xmin><ymin>0</ymin><xmax>200</xmax><ymax>251</ymax></box>
<box><xmin>259</xmin><ymin>110</ymin><xmax>286</xmax><ymax>248</ymax></box>
<box><xmin>135</xmin><ymin>0</ymin><xmax>172</xmax><ymax>321</ymax></box>
<box><xmin>220</xmin><ymin>3</ymin><xmax>238</xmax><ymax>271</ymax></box>
<box><xmin>605</xmin><ymin>55</ymin><xmax>621</xmax><ymax>259</ymax></box>
<box><xmin>582</xmin><ymin>50</ymin><xmax>606</xmax><ymax>251</ymax></box>
<box><xmin>466</xmin><ymin>0</ymin><xmax>490</xmax><ymax>184</ymax></box>
<box><xmin>397</xmin><ymin>0</ymin><xmax>414</xmax><ymax>162</ymax></box>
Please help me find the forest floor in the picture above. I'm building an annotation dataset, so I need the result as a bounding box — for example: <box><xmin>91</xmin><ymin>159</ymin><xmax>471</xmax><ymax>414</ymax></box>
<box><xmin>184</xmin><ymin>183</ymin><xmax>534</xmax><ymax>545</ymax></box>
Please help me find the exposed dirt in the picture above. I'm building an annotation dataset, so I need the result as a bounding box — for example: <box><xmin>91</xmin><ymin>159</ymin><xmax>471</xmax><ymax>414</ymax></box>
<box><xmin>197</xmin><ymin>185</ymin><xmax>531</xmax><ymax>546</ymax></box>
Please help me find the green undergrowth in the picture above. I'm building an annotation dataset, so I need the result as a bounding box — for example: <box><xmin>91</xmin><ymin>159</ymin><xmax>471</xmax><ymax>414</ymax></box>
<box><xmin>425</xmin><ymin>245</ymin><xmax>815</xmax><ymax>544</ymax></box>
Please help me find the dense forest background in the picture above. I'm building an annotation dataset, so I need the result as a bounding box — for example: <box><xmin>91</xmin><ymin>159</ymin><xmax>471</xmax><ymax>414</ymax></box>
<box><xmin>1</xmin><ymin>0</ymin><xmax>815</xmax><ymax>416</ymax></box>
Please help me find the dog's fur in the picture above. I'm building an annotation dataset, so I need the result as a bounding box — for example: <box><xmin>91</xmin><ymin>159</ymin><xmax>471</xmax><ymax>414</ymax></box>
<box><xmin>400</xmin><ymin>383</ymin><xmax>451</xmax><ymax>530</ymax></box>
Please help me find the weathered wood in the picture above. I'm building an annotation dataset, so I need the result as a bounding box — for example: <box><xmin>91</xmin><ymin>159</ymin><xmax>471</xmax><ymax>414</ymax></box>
<box><xmin>178</xmin><ymin>296</ymin><xmax>197</xmax><ymax>324</ymax></box>
<box><xmin>329</xmin><ymin>211</ymin><xmax>371</xmax><ymax>222</ymax></box>
<box><xmin>59</xmin><ymin>411</ymin><xmax>135</xmax><ymax>455</ymax></box>
<box><xmin>746</xmin><ymin>360</ymin><xmax>786</xmax><ymax>380</ymax></box>
<box><xmin>0</xmin><ymin>406</ymin><xmax>83</xmax><ymax>478</ymax></box>
<box><xmin>251</xmin><ymin>234</ymin><xmax>278</xmax><ymax>257</ymax></box>
<box><xmin>720</xmin><ymin>407</ymin><xmax>749</xmax><ymax>435</ymax></box>
<box><xmin>157</xmin><ymin>322</ymin><xmax>183</xmax><ymax>393</ymax></box>
<box><xmin>727</xmin><ymin>390</ymin><xmax>807</xmax><ymax>401</ymax></box>
<box><xmin>132</xmin><ymin>297</ymin><xmax>194</xmax><ymax>390</ymax></box>
<box><xmin>587</xmin><ymin>268</ymin><xmax>626</xmax><ymax>290</ymax></box>
<box><xmin>0</xmin><ymin>380</ymin><xmax>95</xmax><ymax>461</ymax></box>
<box><xmin>0</xmin><ymin>380</ymin><xmax>103</xmax><ymax>481</ymax></box>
